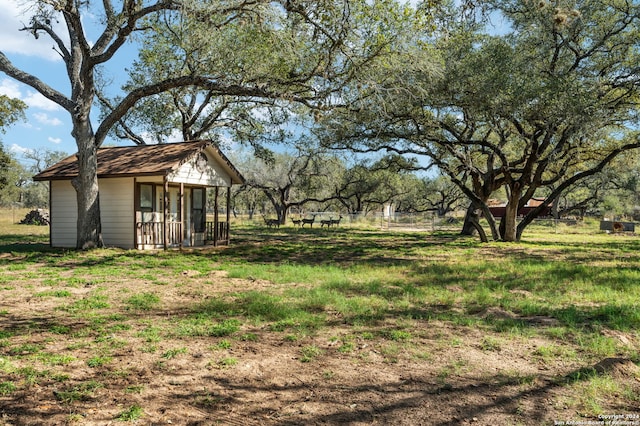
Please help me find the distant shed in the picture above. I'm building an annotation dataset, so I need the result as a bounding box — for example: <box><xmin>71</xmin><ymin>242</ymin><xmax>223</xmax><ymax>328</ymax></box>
<box><xmin>488</xmin><ymin>198</ymin><xmax>552</xmax><ymax>218</ymax></box>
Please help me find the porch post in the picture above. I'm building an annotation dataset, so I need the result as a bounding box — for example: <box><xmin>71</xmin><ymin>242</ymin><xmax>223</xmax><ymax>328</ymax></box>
<box><xmin>163</xmin><ymin>177</ymin><xmax>169</xmax><ymax>250</ymax></box>
<box><xmin>226</xmin><ymin>187</ymin><xmax>231</xmax><ymax>244</ymax></box>
<box><xmin>179</xmin><ymin>183</ymin><xmax>184</xmax><ymax>249</ymax></box>
<box><xmin>133</xmin><ymin>178</ymin><xmax>138</xmax><ymax>249</ymax></box>
<box><xmin>214</xmin><ymin>186</ymin><xmax>220</xmax><ymax>247</ymax></box>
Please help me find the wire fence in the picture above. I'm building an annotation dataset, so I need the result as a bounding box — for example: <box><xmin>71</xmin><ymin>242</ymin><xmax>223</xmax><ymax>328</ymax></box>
<box><xmin>230</xmin><ymin>211</ymin><xmax>621</xmax><ymax>235</ymax></box>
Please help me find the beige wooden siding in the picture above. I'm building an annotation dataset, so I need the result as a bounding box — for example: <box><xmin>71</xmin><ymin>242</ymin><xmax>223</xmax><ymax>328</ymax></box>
<box><xmin>99</xmin><ymin>178</ymin><xmax>135</xmax><ymax>249</ymax></box>
<box><xmin>50</xmin><ymin>180</ymin><xmax>78</xmax><ymax>248</ymax></box>
<box><xmin>50</xmin><ymin>178</ymin><xmax>134</xmax><ymax>249</ymax></box>
<box><xmin>168</xmin><ymin>156</ymin><xmax>230</xmax><ymax>186</ymax></box>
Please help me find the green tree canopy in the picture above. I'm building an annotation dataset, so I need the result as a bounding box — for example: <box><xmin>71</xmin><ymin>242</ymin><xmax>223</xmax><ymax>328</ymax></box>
<box><xmin>0</xmin><ymin>95</ymin><xmax>26</xmax><ymax>132</ymax></box>
<box><xmin>320</xmin><ymin>0</ymin><xmax>640</xmax><ymax>241</ymax></box>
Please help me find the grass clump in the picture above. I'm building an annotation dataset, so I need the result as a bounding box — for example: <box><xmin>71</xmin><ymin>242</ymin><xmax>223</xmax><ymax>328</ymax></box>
<box><xmin>480</xmin><ymin>336</ymin><xmax>502</xmax><ymax>352</ymax></box>
<box><xmin>217</xmin><ymin>357</ymin><xmax>238</xmax><ymax>368</ymax></box>
<box><xmin>174</xmin><ymin>317</ymin><xmax>240</xmax><ymax>338</ymax></box>
<box><xmin>34</xmin><ymin>290</ymin><xmax>72</xmax><ymax>298</ymax></box>
<box><xmin>86</xmin><ymin>356</ymin><xmax>112</xmax><ymax>368</ymax></box>
<box><xmin>214</xmin><ymin>339</ymin><xmax>232</xmax><ymax>350</ymax></box>
<box><xmin>54</xmin><ymin>380</ymin><xmax>103</xmax><ymax>403</ymax></box>
<box><xmin>300</xmin><ymin>345</ymin><xmax>324</xmax><ymax>362</ymax></box>
<box><xmin>63</xmin><ymin>294</ymin><xmax>110</xmax><ymax>313</ymax></box>
<box><xmin>136</xmin><ymin>325</ymin><xmax>163</xmax><ymax>343</ymax></box>
<box><xmin>9</xmin><ymin>343</ymin><xmax>42</xmax><ymax>356</ymax></box>
<box><xmin>0</xmin><ymin>381</ymin><xmax>17</xmax><ymax>395</ymax></box>
<box><xmin>162</xmin><ymin>347</ymin><xmax>188</xmax><ymax>359</ymax></box>
<box><xmin>125</xmin><ymin>384</ymin><xmax>145</xmax><ymax>394</ymax></box>
<box><xmin>36</xmin><ymin>353</ymin><xmax>75</xmax><ymax>366</ymax></box>
<box><xmin>125</xmin><ymin>292</ymin><xmax>160</xmax><ymax>311</ymax></box>
<box><xmin>116</xmin><ymin>404</ymin><xmax>144</xmax><ymax>421</ymax></box>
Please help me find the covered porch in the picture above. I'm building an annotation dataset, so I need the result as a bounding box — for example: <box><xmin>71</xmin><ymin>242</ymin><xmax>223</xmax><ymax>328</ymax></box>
<box><xmin>135</xmin><ymin>181</ymin><xmax>232</xmax><ymax>250</ymax></box>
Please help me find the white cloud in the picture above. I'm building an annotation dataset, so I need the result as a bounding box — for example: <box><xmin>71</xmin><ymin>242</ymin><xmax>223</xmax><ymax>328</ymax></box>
<box><xmin>0</xmin><ymin>79</ymin><xmax>61</xmax><ymax>111</ymax></box>
<box><xmin>0</xmin><ymin>79</ymin><xmax>22</xmax><ymax>98</ymax></box>
<box><xmin>0</xmin><ymin>0</ymin><xmax>66</xmax><ymax>61</ymax></box>
<box><xmin>34</xmin><ymin>112</ymin><xmax>63</xmax><ymax>126</ymax></box>
<box><xmin>48</xmin><ymin>137</ymin><xmax>62</xmax><ymax>144</ymax></box>
<box><xmin>24</xmin><ymin>91</ymin><xmax>60</xmax><ymax>111</ymax></box>
<box><xmin>9</xmin><ymin>143</ymin><xmax>32</xmax><ymax>155</ymax></box>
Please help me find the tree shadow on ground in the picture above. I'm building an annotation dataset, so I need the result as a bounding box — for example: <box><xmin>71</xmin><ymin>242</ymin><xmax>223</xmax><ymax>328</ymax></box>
<box><xmin>196</xmin><ymin>227</ymin><xmax>477</xmax><ymax>267</ymax></box>
<box><xmin>190</xmin><ymin>358</ymin><xmax>632</xmax><ymax>425</ymax></box>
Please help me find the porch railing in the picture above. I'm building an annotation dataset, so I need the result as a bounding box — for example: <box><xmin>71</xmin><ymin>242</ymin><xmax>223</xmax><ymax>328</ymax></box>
<box><xmin>136</xmin><ymin>221</ymin><xmax>229</xmax><ymax>248</ymax></box>
<box><xmin>136</xmin><ymin>221</ymin><xmax>183</xmax><ymax>248</ymax></box>
<box><xmin>206</xmin><ymin>221</ymin><xmax>229</xmax><ymax>246</ymax></box>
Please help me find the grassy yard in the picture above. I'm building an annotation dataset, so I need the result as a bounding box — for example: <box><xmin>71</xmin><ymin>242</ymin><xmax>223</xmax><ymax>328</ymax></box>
<box><xmin>0</xmin><ymin>213</ymin><xmax>638</xmax><ymax>425</ymax></box>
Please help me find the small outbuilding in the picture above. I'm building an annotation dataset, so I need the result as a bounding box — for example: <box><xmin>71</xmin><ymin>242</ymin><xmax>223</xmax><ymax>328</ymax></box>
<box><xmin>33</xmin><ymin>140</ymin><xmax>244</xmax><ymax>249</ymax></box>
<box><xmin>487</xmin><ymin>198</ymin><xmax>552</xmax><ymax>218</ymax></box>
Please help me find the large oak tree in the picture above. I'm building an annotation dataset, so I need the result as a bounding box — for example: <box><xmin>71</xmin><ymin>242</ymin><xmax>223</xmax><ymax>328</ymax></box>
<box><xmin>0</xmin><ymin>0</ymin><xmax>418</xmax><ymax>248</ymax></box>
<box><xmin>321</xmin><ymin>0</ymin><xmax>640</xmax><ymax>241</ymax></box>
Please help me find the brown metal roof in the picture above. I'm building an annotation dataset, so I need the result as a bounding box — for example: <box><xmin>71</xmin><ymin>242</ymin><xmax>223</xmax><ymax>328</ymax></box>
<box><xmin>33</xmin><ymin>140</ymin><xmax>245</xmax><ymax>184</ymax></box>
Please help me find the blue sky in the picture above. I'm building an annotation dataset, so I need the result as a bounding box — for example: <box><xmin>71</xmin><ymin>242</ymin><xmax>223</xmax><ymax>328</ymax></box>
<box><xmin>0</xmin><ymin>0</ymin><xmax>73</xmax><ymax>157</ymax></box>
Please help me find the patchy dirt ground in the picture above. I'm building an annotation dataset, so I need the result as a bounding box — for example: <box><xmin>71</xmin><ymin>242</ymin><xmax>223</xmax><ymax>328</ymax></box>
<box><xmin>0</xmin><ymin>246</ymin><xmax>639</xmax><ymax>426</ymax></box>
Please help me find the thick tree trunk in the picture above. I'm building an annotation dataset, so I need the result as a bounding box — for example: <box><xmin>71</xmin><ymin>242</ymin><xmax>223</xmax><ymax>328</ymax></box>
<box><xmin>71</xmin><ymin>140</ymin><xmax>103</xmax><ymax>249</ymax></box>
<box><xmin>461</xmin><ymin>201</ymin><xmax>500</xmax><ymax>241</ymax></box>
<box><xmin>516</xmin><ymin>198</ymin><xmax>553</xmax><ymax>241</ymax></box>
<box><xmin>481</xmin><ymin>204</ymin><xmax>500</xmax><ymax>241</ymax></box>
<box><xmin>467</xmin><ymin>207</ymin><xmax>488</xmax><ymax>243</ymax></box>
<box><xmin>70</xmin><ymin>107</ymin><xmax>104</xmax><ymax>249</ymax></box>
<box><xmin>461</xmin><ymin>203</ymin><xmax>478</xmax><ymax>236</ymax></box>
<box><xmin>551</xmin><ymin>196</ymin><xmax>560</xmax><ymax>219</ymax></box>
<box><xmin>500</xmin><ymin>189</ymin><xmax>522</xmax><ymax>242</ymax></box>
<box><xmin>273</xmin><ymin>205</ymin><xmax>284</xmax><ymax>223</ymax></box>
<box><xmin>500</xmin><ymin>205</ymin><xmax>518</xmax><ymax>241</ymax></box>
